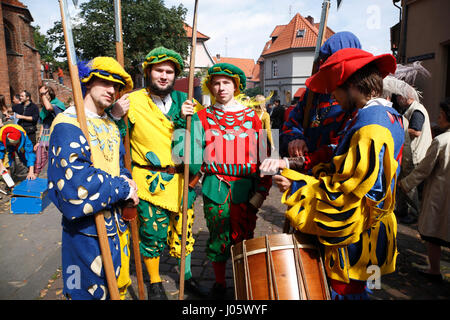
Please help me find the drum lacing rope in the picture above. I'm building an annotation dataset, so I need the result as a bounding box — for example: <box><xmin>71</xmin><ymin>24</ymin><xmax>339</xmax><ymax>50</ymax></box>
<box><xmin>242</xmin><ymin>240</ymin><xmax>253</xmax><ymax>300</ymax></box>
<box><xmin>265</xmin><ymin>235</ymin><xmax>279</xmax><ymax>300</ymax></box>
<box><xmin>293</xmin><ymin>234</ymin><xmax>309</xmax><ymax>299</ymax></box>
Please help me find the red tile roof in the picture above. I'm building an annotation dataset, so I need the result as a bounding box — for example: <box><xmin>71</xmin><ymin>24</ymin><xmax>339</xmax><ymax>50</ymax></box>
<box><xmin>212</xmin><ymin>56</ymin><xmax>256</xmax><ymax>79</ymax></box>
<box><xmin>184</xmin><ymin>23</ymin><xmax>209</xmax><ymax>40</ymax></box>
<box><xmin>262</xmin><ymin>13</ymin><xmax>334</xmax><ymax>56</ymax></box>
<box><xmin>250</xmin><ymin>63</ymin><xmax>260</xmax><ymax>82</ymax></box>
<box><xmin>1</xmin><ymin>0</ymin><xmax>27</xmax><ymax>8</ymax></box>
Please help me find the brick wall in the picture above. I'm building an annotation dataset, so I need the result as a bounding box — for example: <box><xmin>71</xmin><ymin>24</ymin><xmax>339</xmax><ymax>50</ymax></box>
<box><xmin>1</xmin><ymin>2</ymin><xmax>41</xmax><ymax>106</ymax></box>
<box><xmin>0</xmin><ymin>3</ymin><xmax>11</xmax><ymax>103</ymax></box>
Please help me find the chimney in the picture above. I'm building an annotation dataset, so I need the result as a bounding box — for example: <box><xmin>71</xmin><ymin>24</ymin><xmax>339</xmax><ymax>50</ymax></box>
<box><xmin>306</xmin><ymin>15</ymin><xmax>314</xmax><ymax>25</ymax></box>
<box><xmin>216</xmin><ymin>54</ymin><xmax>221</xmax><ymax>61</ymax></box>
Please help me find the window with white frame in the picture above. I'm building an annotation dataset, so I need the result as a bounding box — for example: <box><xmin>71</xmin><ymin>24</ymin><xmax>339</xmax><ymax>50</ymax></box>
<box><xmin>272</xmin><ymin>60</ymin><xmax>278</xmax><ymax>77</ymax></box>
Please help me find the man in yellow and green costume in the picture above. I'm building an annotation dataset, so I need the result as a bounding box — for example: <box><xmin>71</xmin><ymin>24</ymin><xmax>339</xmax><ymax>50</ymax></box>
<box><xmin>111</xmin><ymin>46</ymin><xmax>206</xmax><ymax>299</ymax></box>
<box><xmin>273</xmin><ymin>48</ymin><xmax>404</xmax><ymax>299</ymax></box>
<box><xmin>48</xmin><ymin>57</ymin><xmax>139</xmax><ymax>300</ymax></box>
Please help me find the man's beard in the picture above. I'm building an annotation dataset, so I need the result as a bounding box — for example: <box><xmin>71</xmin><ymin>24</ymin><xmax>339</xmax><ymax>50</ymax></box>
<box><xmin>148</xmin><ymin>79</ymin><xmax>175</xmax><ymax>97</ymax></box>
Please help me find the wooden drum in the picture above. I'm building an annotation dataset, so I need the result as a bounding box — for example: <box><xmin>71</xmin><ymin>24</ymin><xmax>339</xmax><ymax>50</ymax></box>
<box><xmin>231</xmin><ymin>233</ymin><xmax>330</xmax><ymax>300</ymax></box>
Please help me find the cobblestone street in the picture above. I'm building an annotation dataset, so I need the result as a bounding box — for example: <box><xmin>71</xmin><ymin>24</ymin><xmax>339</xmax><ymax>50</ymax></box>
<box><xmin>35</xmin><ymin>181</ymin><xmax>450</xmax><ymax>301</ymax></box>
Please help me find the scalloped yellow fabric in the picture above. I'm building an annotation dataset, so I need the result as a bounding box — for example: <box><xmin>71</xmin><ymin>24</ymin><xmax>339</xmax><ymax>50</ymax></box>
<box><xmin>128</xmin><ymin>89</ymin><xmax>182</xmax><ymax>212</ymax></box>
<box><xmin>281</xmin><ymin>124</ymin><xmax>399</xmax><ymax>282</ymax></box>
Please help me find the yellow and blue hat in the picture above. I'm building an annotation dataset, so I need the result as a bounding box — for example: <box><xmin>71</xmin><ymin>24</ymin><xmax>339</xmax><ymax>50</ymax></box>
<box><xmin>78</xmin><ymin>56</ymin><xmax>133</xmax><ymax>94</ymax></box>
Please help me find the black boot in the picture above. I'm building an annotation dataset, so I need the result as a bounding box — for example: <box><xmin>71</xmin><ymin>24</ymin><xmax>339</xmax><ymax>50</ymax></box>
<box><xmin>148</xmin><ymin>282</ymin><xmax>168</xmax><ymax>300</ymax></box>
<box><xmin>184</xmin><ymin>277</ymin><xmax>209</xmax><ymax>298</ymax></box>
<box><xmin>210</xmin><ymin>282</ymin><xmax>227</xmax><ymax>300</ymax></box>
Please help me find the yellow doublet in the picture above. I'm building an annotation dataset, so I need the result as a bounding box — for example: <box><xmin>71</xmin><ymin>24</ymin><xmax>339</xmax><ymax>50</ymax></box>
<box><xmin>282</xmin><ymin>125</ymin><xmax>399</xmax><ymax>283</ymax></box>
<box><xmin>51</xmin><ymin>111</ymin><xmax>122</xmax><ymax>176</ymax></box>
<box><xmin>128</xmin><ymin>89</ymin><xmax>183</xmax><ymax>212</ymax></box>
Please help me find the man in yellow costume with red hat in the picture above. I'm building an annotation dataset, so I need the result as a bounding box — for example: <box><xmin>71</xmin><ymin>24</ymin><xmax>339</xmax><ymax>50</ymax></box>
<box><xmin>273</xmin><ymin>48</ymin><xmax>405</xmax><ymax>299</ymax></box>
<box><xmin>48</xmin><ymin>56</ymin><xmax>138</xmax><ymax>300</ymax></box>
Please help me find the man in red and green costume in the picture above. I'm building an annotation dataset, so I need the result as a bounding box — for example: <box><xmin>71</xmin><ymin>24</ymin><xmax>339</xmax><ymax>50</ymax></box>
<box><xmin>187</xmin><ymin>63</ymin><xmax>272</xmax><ymax>298</ymax></box>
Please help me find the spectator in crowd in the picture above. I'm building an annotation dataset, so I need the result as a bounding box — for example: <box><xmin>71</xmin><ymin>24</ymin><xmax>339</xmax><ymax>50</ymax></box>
<box><xmin>270</xmin><ymin>99</ymin><xmax>286</xmax><ymax>131</ymax></box>
<box><xmin>40</xmin><ymin>62</ymin><xmax>45</xmax><ymax>80</ymax></box>
<box><xmin>0</xmin><ymin>95</ymin><xmax>10</xmax><ymax>126</ymax></box>
<box><xmin>388</xmin><ymin>77</ymin><xmax>432</xmax><ymax>224</ymax></box>
<box><xmin>254</xmin><ymin>94</ymin><xmax>274</xmax><ymax>149</ymax></box>
<box><xmin>44</xmin><ymin>62</ymin><xmax>49</xmax><ymax>79</ymax></box>
<box><xmin>34</xmin><ymin>85</ymin><xmax>66</xmax><ymax>175</ymax></box>
<box><xmin>400</xmin><ymin>98</ymin><xmax>450</xmax><ymax>283</ymax></box>
<box><xmin>57</xmin><ymin>67</ymin><xmax>64</xmax><ymax>85</ymax></box>
<box><xmin>0</xmin><ymin>124</ymin><xmax>36</xmax><ymax>181</ymax></box>
<box><xmin>16</xmin><ymin>90</ymin><xmax>39</xmax><ymax>145</ymax></box>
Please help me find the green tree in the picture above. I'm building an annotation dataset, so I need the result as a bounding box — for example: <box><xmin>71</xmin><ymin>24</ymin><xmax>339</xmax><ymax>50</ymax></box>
<box><xmin>33</xmin><ymin>25</ymin><xmax>54</xmax><ymax>62</ymax></box>
<box><xmin>47</xmin><ymin>0</ymin><xmax>189</xmax><ymax>79</ymax></box>
<box><xmin>244</xmin><ymin>86</ymin><xmax>262</xmax><ymax>97</ymax></box>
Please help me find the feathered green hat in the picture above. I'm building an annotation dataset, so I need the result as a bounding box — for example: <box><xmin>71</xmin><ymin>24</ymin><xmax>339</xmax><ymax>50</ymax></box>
<box><xmin>142</xmin><ymin>46</ymin><xmax>184</xmax><ymax>76</ymax></box>
<box><xmin>203</xmin><ymin>63</ymin><xmax>246</xmax><ymax>96</ymax></box>
<box><xmin>78</xmin><ymin>56</ymin><xmax>133</xmax><ymax>93</ymax></box>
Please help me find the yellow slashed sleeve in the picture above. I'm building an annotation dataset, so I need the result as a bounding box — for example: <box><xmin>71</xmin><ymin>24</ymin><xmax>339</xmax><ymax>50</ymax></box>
<box><xmin>281</xmin><ymin>125</ymin><xmax>399</xmax><ymax>282</ymax></box>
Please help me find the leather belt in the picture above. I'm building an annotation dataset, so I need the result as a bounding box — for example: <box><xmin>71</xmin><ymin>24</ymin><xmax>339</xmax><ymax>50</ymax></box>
<box><xmin>132</xmin><ymin>162</ymin><xmax>184</xmax><ymax>174</ymax></box>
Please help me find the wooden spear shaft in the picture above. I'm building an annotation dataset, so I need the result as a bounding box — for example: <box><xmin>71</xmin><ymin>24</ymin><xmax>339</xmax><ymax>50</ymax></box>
<box><xmin>113</xmin><ymin>0</ymin><xmax>146</xmax><ymax>301</ymax></box>
<box><xmin>59</xmin><ymin>0</ymin><xmax>120</xmax><ymax>300</ymax></box>
<box><xmin>284</xmin><ymin>0</ymin><xmax>330</xmax><ymax>235</ymax></box>
<box><xmin>302</xmin><ymin>0</ymin><xmax>331</xmax><ymax>130</ymax></box>
<box><xmin>179</xmin><ymin>0</ymin><xmax>199</xmax><ymax>300</ymax></box>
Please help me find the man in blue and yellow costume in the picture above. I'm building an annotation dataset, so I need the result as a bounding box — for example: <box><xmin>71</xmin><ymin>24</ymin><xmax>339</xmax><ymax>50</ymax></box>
<box><xmin>274</xmin><ymin>48</ymin><xmax>404</xmax><ymax>299</ymax></box>
<box><xmin>111</xmin><ymin>46</ymin><xmax>206</xmax><ymax>299</ymax></box>
<box><xmin>280</xmin><ymin>31</ymin><xmax>362</xmax><ymax>170</ymax></box>
<box><xmin>48</xmin><ymin>57</ymin><xmax>138</xmax><ymax>300</ymax></box>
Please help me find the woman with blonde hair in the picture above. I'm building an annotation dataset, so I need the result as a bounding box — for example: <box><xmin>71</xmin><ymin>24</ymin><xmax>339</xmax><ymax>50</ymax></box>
<box><xmin>254</xmin><ymin>94</ymin><xmax>274</xmax><ymax>149</ymax></box>
<box><xmin>0</xmin><ymin>95</ymin><xmax>11</xmax><ymax>126</ymax></box>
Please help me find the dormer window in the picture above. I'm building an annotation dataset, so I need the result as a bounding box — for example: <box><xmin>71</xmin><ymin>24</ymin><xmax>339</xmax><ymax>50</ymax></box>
<box><xmin>296</xmin><ymin>29</ymin><xmax>306</xmax><ymax>38</ymax></box>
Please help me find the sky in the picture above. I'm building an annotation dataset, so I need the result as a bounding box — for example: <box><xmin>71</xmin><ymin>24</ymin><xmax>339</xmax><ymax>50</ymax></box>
<box><xmin>21</xmin><ymin>0</ymin><xmax>400</xmax><ymax>63</ymax></box>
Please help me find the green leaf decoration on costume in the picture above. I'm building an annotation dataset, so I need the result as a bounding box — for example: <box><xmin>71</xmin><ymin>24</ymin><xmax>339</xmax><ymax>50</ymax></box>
<box><xmin>223</xmin><ymin>133</ymin><xmax>235</xmax><ymax>141</ymax></box>
<box><xmin>160</xmin><ymin>172</ymin><xmax>174</xmax><ymax>182</ymax></box>
<box><xmin>239</xmin><ymin>132</ymin><xmax>248</xmax><ymax>138</ymax></box>
<box><xmin>207</xmin><ymin>117</ymin><xmax>216</xmax><ymax>125</ymax></box>
<box><xmin>145</xmin><ymin>152</ymin><xmax>173</xmax><ymax>193</ymax></box>
<box><xmin>243</xmin><ymin>121</ymin><xmax>253</xmax><ymax>129</ymax></box>
<box><xmin>146</xmin><ymin>151</ymin><xmax>161</xmax><ymax>166</ymax></box>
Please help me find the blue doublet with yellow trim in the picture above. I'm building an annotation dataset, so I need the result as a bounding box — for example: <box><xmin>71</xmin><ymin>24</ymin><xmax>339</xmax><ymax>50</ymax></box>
<box><xmin>48</xmin><ymin>107</ymin><xmax>132</xmax><ymax>299</ymax></box>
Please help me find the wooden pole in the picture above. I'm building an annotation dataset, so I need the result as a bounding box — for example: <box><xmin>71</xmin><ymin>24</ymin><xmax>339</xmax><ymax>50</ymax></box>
<box><xmin>113</xmin><ymin>0</ymin><xmax>146</xmax><ymax>301</ymax></box>
<box><xmin>302</xmin><ymin>0</ymin><xmax>331</xmax><ymax>130</ymax></box>
<box><xmin>58</xmin><ymin>0</ymin><xmax>120</xmax><ymax>300</ymax></box>
<box><xmin>179</xmin><ymin>0</ymin><xmax>199</xmax><ymax>300</ymax></box>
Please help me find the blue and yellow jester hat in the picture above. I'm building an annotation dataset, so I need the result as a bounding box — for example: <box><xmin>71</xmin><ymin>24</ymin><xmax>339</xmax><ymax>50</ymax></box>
<box><xmin>78</xmin><ymin>57</ymin><xmax>133</xmax><ymax>96</ymax></box>
<box><xmin>202</xmin><ymin>63</ymin><xmax>247</xmax><ymax>97</ymax></box>
<box><xmin>142</xmin><ymin>46</ymin><xmax>184</xmax><ymax>76</ymax></box>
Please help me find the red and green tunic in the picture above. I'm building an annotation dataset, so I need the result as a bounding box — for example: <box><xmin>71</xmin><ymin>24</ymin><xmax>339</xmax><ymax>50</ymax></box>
<box><xmin>189</xmin><ymin>104</ymin><xmax>272</xmax><ymax>262</ymax></box>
